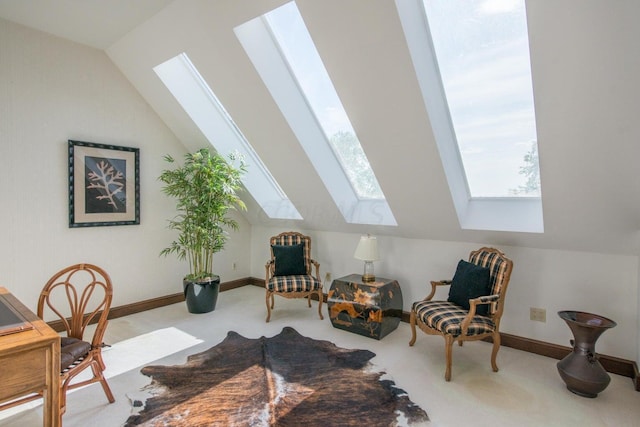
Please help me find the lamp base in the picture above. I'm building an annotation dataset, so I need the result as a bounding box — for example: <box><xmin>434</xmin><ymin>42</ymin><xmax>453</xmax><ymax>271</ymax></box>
<box><xmin>362</xmin><ymin>261</ymin><xmax>375</xmax><ymax>282</ymax></box>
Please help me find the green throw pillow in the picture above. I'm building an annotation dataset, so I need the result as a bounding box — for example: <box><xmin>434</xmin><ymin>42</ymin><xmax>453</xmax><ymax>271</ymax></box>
<box><xmin>272</xmin><ymin>244</ymin><xmax>306</xmax><ymax>276</ymax></box>
<box><xmin>447</xmin><ymin>259</ymin><xmax>491</xmax><ymax>316</ymax></box>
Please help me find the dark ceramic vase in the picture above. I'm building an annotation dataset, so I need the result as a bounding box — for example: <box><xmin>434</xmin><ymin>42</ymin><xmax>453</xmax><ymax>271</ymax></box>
<box><xmin>556</xmin><ymin>310</ymin><xmax>616</xmax><ymax>398</ymax></box>
<box><xmin>183</xmin><ymin>275</ymin><xmax>220</xmax><ymax>314</ymax></box>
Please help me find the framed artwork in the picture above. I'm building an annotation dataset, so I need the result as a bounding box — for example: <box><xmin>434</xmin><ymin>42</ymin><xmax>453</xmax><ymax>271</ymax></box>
<box><xmin>68</xmin><ymin>140</ymin><xmax>140</xmax><ymax>227</ymax></box>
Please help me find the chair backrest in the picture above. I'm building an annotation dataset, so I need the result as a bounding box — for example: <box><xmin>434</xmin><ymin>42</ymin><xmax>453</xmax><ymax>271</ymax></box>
<box><xmin>269</xmin><ymin>231</ymin><xmax>312</xmax><ymax>275</ymax></box>
<box><xmin>468</xmin><ymin>247</ymin><xmax>513</xmax><ymax>317</ymax></box>
<box><xmin>37</xmin><ymin>263</ymin><xmax>113</xmax><ymax>348</ymax></box>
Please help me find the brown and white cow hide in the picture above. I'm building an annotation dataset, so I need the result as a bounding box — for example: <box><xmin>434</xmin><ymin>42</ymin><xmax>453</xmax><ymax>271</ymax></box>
<box><xmin>125</xmin><ymin>327</ymin><xmax>429</xmax><ymax>426</ymax></box>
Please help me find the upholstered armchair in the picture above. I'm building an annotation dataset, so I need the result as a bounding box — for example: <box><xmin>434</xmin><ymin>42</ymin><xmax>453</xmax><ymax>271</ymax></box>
<box><xmin>409</xmin><ymin>247</ymin><xmax>513</xmax><ymax>381</ymax></box>
<box><xmin>265</xmin><ymin>231</ymin><xmax>324</xmax><ymax>322</ymax></box>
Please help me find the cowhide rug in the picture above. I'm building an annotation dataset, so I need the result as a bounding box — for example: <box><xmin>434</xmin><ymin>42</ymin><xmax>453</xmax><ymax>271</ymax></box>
<box><xmin>124</xmin><ymin>327</ymin><xmax>429</xmax><ymax>426</ymax></box>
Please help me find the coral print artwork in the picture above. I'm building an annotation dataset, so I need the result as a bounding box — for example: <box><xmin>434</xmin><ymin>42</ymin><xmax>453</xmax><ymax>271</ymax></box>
<box><xmin>69</xmin><ymin>140</ymin><xmax>139</xmax><ymax>227</ymax></box>
<box><xmin>85</xmin><ymin>156</ymin><xmax>127</xmax><ymax>213</ymax></box>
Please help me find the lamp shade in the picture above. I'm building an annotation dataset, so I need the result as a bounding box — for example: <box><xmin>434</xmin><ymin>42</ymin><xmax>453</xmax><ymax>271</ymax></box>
<box><xmin>354</xmin><ymin>235</ymin><xmax>379</xmax><ymax>261</ymax></box>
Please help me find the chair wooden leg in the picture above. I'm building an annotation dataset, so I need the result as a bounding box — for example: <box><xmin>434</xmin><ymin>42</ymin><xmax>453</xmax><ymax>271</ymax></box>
<box><xmin>491</xmin><ymin>331</ymin><xmax>501</xmax><ymax>372</ymax></box>
<box><xmin>59</xmin><ymin>374</ymin><xmax>74</xmax><ymax>420</ymax></box>
<box><xmin>265</xmin><ymin>290</ymin><xmax>272</xmax><ymax>322</ymax></box>
<box><xmin>316</xmin><ymin>290</ymin><xmax>324</xmax><ymax>320</ymax></box>
<box><xmin>95</xmin><ymin>351</ymin><xmax>107</xmax><ymax>371</ymax></box>
<box><xmin>409</xmin><ymin>310</ymin><xmax>417</xmax><ymax>346</ymax></box>
<box><xmin>307</xmin><ymin>294</ymin><xmax>312</xmax><ymax>307</ymax></box>
<box><xmin>91</xmin><ymin>360</ymin><xmax>115</xmax><ymax>403</ymax></box>
<box><xmin>444</xmin><ymin>335</ymin><xmax>454</xmax><ymax>381</ymax></box>
<box><xmin>59</xmin><ymin>380</ymin><xmax>68</xmax><ymax>420</ymax></box>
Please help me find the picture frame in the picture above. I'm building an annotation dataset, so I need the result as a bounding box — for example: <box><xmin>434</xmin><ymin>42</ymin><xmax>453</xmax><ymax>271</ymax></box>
<box><xmin>68</xmin><ymin>140</ymin><xmax>140</xmax><ymax>227</ymax></box>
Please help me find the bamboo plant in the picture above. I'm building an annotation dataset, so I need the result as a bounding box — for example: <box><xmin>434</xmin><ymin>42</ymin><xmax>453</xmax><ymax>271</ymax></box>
<box><xmin>159</xmin><ymin>148</ymin><xmax>246</xmax><ymax>282</ymax></box>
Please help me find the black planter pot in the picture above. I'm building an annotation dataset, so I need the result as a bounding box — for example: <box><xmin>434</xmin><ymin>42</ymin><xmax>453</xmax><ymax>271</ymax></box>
<box><xmin>183</xmin><ymin>275</ymin><xmax>220</xmax><ymax>314</ymax></box>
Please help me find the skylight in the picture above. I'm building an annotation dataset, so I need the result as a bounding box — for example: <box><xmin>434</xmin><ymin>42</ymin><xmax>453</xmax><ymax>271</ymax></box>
<box><xmin>264</xmin><ymin>3</ymin><xmax>383</xmax><ymax>200</ymax></box>
<box><xmin>235</xmin><ymin>1</ymin><xmax>397</xmax><ymax>226</ymax></box>
<box><xmin>396</xmin><ymin>0</ymin><xmax>543</xmax><ymax>232</ymax></box>
<box><xmin>424</xmin><ymin>0</ymin><xmax>540</xmax><ymax>198</ymax></box>
<box><xmin>153</xmin><ymin>53</ymin><xmax>302</xmax><ymax>220</ymax></box>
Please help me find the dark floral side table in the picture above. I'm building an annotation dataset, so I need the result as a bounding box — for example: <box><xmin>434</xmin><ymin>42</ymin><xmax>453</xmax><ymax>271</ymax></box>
<box><xmin>327</xmin><ymin>274</ymin><xmax>403</xmax><ymax>340</ymax></box>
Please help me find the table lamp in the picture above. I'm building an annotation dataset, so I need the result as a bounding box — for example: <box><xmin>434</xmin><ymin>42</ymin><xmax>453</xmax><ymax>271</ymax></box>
<box><xmin>354</xmin><ymin>234</ymin><xmax>379</xmax><ymax>282</ymax></box>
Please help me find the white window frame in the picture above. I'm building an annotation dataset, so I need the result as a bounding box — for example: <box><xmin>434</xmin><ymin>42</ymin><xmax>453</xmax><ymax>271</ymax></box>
<box><xmin>154</xmin><ymin>53</ymin><xmax>302</xmax><ymax>220</ymax></box>
<box><xmin>396</xmin><ymin>0</ymin><xmax>543</xmax><ymax>232</ymax></box>
<box><xmin>235</xmin><ymin>3</ymin><xmax>397</xmax><ymax>226</ymax></box>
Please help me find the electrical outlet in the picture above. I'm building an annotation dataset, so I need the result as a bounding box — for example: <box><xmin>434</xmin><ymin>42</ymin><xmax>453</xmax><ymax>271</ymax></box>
<box><xmin>530</xmin><ymin>307</ymin><xmax>546</xmax><ymax>322</ymax></box>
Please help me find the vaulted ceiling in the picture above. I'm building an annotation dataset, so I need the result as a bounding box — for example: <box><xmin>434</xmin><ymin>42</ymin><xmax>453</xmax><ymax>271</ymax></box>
<box><xmin>1</xmin><ymin>0</ymin><xmax>639</xmax><ymax>255</ymax></box>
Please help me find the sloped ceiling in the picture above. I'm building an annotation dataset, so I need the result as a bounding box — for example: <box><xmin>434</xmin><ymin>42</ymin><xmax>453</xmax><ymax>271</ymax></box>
<box><xmin>1</xmin><ymin>0</ymin><xmax>639</xmax><ymax>255</ymax></box>
<box><xmin>0</xmin><ymin>0</ymin><xmax>173</xmax><ymax>49</ymax></box>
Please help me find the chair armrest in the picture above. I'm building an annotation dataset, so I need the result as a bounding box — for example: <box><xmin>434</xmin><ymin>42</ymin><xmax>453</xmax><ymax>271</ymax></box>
<box><xmin>425</xmin><ymin>280</ymin><xmax>452</xmax><ymax>300</ymax></box>
<box><xmin>310</xmin><ymin>259</ymin><xmax>321</xmax><ymax>280</ymax></box>
<box><xmin>265</xmin><ymin>260</ymin><xmax>275</xmax><ymax>281</ymax></box>
<box><xmin>460</xmin><ymin>294</ymin><xmax>500</xmax><ymax>333</ymax></box>
<box><xmin>473</xmin><ymin>294</ymin><xmax>499</xmax><ymax>305</ymax></box>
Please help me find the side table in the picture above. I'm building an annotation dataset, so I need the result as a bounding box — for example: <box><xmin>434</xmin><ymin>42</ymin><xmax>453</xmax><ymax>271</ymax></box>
<box><xmin>327</xmin><ymin>274</ymin><xmax>402</xmax><ymax>340</ymax></box>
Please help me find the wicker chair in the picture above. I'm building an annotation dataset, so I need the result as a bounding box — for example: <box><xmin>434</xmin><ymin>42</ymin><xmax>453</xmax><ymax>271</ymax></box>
<box><xmin>265</xmin><ymin>231</ymin><xmax>324</xmax><ymax>322</ymax></box>
<box><xmin>409</xmin><ymin>247</ymin><xmax>513</xmax><ymax>381</ymax></box>
<box><xmin>14</xmin><ymin>264</ymin><xmax>116</xmax><ymax>422</ymax></box>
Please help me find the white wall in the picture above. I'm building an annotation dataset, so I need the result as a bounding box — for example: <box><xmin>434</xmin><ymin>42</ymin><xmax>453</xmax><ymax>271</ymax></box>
<box><xmin>251</xmin><ymin>226</ymin><xmax>638</xmax><ymax>361</ymax></box>
<box><xmin>1</xmin><ymin>14</ymin><xmax>637</xmax><ymax>367</ymax></box>
<box><xmin>0</xmin><ymin>18</ymin><xmax>250</xmax><ymax>313</ymax></box>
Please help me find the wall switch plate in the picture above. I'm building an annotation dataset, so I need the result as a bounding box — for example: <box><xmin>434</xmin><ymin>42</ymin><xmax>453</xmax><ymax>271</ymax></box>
<box><xmin>530</xmin><ymin>307</ymin><xmax>546</xmax><ymax>322</ymax></box>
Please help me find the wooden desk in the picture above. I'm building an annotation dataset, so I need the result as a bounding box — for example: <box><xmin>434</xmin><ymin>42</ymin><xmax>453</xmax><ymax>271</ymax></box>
<box><xmin>0</xmin><ymin>287</ymin><xmax>60</xmax><ymax>427</ymax></box>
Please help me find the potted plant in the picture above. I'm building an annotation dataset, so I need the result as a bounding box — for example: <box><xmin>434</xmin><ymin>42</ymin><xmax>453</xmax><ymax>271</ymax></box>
<box><xmin>159</xmin><ymin>148</ymin><xmax>246</xmax><ymax>313</ymax></box>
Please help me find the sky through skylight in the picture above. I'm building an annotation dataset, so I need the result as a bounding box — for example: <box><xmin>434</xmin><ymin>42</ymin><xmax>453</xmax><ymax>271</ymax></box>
<box><xmin>423</xmin><ymin>0</ymin><xmax>540</xmax><ymax>197</ymax></box>
<box><xmin>265</xmin><ymin>1</ymin><xmax>384</xmax><ymax>200</ymax></box>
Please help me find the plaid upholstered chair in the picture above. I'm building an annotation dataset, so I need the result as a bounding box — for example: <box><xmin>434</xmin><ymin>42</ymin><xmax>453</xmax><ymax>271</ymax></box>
<box><xmin>265</xmin><ymin>231</ymin><xmax>324</xmax><ymax>322</ymax></box>
<box><xmin>409</xmin><ymin>247</ymin><xmax>513</xmax><ymax>381</ymax></box>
